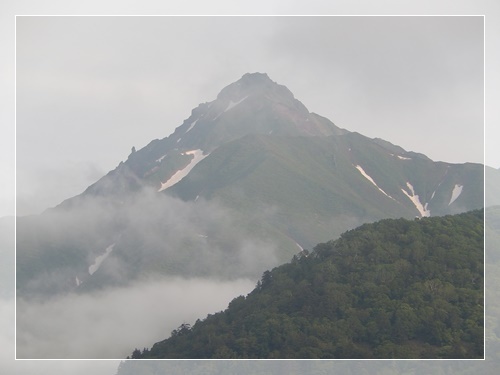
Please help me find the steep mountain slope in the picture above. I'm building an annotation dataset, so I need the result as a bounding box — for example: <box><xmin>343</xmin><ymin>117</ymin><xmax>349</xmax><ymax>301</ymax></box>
<box><xmin>71</xmin><ymin>72</ymin><xmax>344</xmax><ymax>200</ymax></box>
<box><xmin>132</xmin><ymin>210</ymin><xmax>484</xmax><ymax>359</ymax></box>
<box><xmin>169</xmin><ymin>132</ymin><xmax>483</xmax><ymax>248</ymax></box>
<box><xmin>16</xmin><ymin>72</ymin><xmax>489</xmax><ymax>298</ymax></box>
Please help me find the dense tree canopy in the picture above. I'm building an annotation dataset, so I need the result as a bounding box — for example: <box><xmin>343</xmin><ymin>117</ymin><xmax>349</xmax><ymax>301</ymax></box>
<box><xmin>134</xmin><ymin>210</ymin><xmax>484</xmax><ymax>359</ymax></box>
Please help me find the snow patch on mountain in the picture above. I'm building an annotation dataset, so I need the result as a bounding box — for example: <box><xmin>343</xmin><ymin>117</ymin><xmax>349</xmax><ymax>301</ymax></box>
<box><xmin>389</xmin><ymin>153</ymin><xmax>411</xmax><ymax>160</ymax></box>
<box><xmin>156</xmin><ymin>154</ymin><xmax>168</xmax><ymax>163</ymax></box>
<box><xmin>158</xmin><ymin>150</ymin><xmax>209</xmax><ymax>192</ymax></box>
<box><xmin>89</xmin><ymin>243</ymin><xmax>115</xmax><ymax>275</ymax></box>
<box><xmin>75</xmin><ymin>276</ymin><xmax>82</xmax><ymax>287</ymax></box>
<box><xmin>224</xmin><ymin>95</ymin><xmax>249</xmax><ymax>113</ymax></box>
<box><xmin>401</xmin><ymin>182</ymin><xmax>430</xmax><ymax>217</ymax></box>
<box><xmin>355</xmin><ymin>165</ymin><xmax>394</xmax><ymax>200</ymax></box>
<box><xmin>449</xmin><ymin>184</ymin><xmax>463</xmax><ymax>205</ymax></box>
<box><xmin>213</xmin><ymin>96</ymin><xmax>249</xmax><ymax>121</ymax></box>
<box><xmin>186</xmin><ymin>119</ymin><xmax>198</xmax><ymax>133</ymax></box>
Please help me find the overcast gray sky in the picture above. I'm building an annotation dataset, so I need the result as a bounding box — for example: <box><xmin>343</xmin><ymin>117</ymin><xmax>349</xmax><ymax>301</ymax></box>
<box><xmin>14</xmin><ymin>15</ymin><xmax>486</xmax><ymax>216</ymax></box>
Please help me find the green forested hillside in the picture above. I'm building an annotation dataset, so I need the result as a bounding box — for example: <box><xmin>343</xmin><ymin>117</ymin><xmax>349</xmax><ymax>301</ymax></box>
<box><xmin>134</xmin><ymin>210</ymin><xmax>484</xmax><ymax>359</ymax></box>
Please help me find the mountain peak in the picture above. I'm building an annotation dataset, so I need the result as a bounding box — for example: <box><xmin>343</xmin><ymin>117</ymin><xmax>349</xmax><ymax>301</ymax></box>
<box><xmin>216</xmin><ymin>72</ymin><xmax>280</xmax><ymax>101</ymax></box>
<box><xmin>231</xmin><ymin>72</ymin><xmax>273</xmax><ymax>89</ymax></box>
<box><xmin>241</xmin><ymin>71</ymin><xmax>271</xmax><ymax>81</ymax></box>
<box><xmin>75</xmin><ymin>73</ymin><xmax>347</xmax><ymax>198</ymax></box>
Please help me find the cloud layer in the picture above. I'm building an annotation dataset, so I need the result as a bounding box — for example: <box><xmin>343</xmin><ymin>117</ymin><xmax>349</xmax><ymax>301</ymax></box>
<box><xmin>16</xmin><ymin>276</ymin><xmax>255</xmax><ymax>359</ymax></box>
<box><xmin>17</xmin><ymin>187</ymin><xmax>281</xmax><ymax>297</ymax></box>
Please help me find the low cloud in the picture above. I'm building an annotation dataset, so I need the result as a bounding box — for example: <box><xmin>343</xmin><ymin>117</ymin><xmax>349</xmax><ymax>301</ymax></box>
<box><xmin>17</xmin><ymin>187</ymin><xmax>282</xmax><ymax>296</ymax></box>
<box><xmin>16</xmin><ymin>276</ymin><xmax>255</xmax><ymax>359</ymax></box>
<box><xmin>0</xmin><ymin>297</ymin><xmax>119</xmax><ymax>374</ymax></box>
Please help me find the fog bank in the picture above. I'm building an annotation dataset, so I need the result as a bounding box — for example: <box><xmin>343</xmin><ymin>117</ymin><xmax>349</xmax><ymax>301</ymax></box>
<box><xmin>17</xmin><ymin>277</ymin><xmax>255</xmax><ymax>359</ymax></box>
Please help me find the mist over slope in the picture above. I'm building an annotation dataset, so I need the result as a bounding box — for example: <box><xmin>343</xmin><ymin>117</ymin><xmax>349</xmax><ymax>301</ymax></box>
<box><xmin>16</xmin><ymin>276</ymin><xmax>255</xmax><ymax>359</ymax></box>
<box><xmin>17</xmin><ymin>190</ymin><xmax>281</xmax><ymax>298</ymax></box>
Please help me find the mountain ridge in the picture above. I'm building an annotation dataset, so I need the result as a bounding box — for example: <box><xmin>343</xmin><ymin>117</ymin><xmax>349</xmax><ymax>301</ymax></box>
<box><xmin>16</xmin><ymin>72</ymin><xmax>489</xmax><ymax>298</ymax></box>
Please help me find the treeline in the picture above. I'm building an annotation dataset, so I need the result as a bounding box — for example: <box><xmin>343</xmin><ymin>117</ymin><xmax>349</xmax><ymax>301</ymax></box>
<box><xmin>132</xmin><ymin>210</ymin><xmax>484</xmax><ymax>359</ymax></box>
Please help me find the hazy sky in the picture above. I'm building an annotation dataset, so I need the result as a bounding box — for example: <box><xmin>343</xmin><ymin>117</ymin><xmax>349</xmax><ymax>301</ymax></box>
<box><xmin>14</xmin><ymin>15</ymin><xmax>487</xmax><ymax>216</ymax></box>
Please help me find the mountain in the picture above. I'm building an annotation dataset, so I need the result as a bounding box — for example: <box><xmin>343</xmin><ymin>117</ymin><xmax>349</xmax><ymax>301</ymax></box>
<box><xmin>63</xmin><ymin>72</ymin><xmax>345</xmax><ymax>200</ymax></box>
<box><xmin>16</xmin><ymin>72</ymin><xmax>489</xmax><ymax>298</ymax></box>
<box><xmin>131</xmin><ymin>210</ymin><xmax>484</xmax><ymax>359</ymax></box>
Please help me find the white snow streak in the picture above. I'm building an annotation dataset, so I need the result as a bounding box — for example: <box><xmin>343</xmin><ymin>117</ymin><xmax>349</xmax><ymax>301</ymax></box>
<box><xmin>75</xmin><ymin>276</ymin><xmax>82</xmax><ymax>287</ymax></box>
<box><xmin>88</xmin><ymin>244</ymin><xmax>115</xmax><ymax>275</ymax></box>
<box><xmin>186</xmin><ymin>119</ymin><xmax>198</xmax><ymax>133</ymax></box>
<box><xmin>355</xmin><ymin>165</ymin><xmax>394</xmax><ymax>200</ymax></box>
<box><xmin>390</xmin><ymin>153</ymin><xmax>411</xmax><ymax>160</ymax></box>
<box><xmin>156</xmin><ymin>154</ymin><xmax>168</xmax><ymax>163</ymax></box>
<box><xmin>224</xmin><ymin>95</ymin><xmax>248</xmax><ymax>113</ymax></box>
<box><xmin>401</xmin><ymin>182</ymin><xmax>430</xmax><ymax>217</ymax></box>
<box><xmin>449</xmin><ymin>184</ymin><xmax>463</xmax><ymax>205</ymax></box>
<box><xmin>213</xmin><ymin>96</ymin><xmax>249</xmax><ymax>121</ymax></box>
<box><xmin>158</xmin><ymin>149</ymin><xmax>208</xmax><ymax>192</ymax></box>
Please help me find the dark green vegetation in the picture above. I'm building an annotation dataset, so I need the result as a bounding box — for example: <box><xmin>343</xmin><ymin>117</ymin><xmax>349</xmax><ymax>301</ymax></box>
<box><xmin>133</xmin><ymin>210</ymin><xmax>484</xmax><ymax>359</ymax></box>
